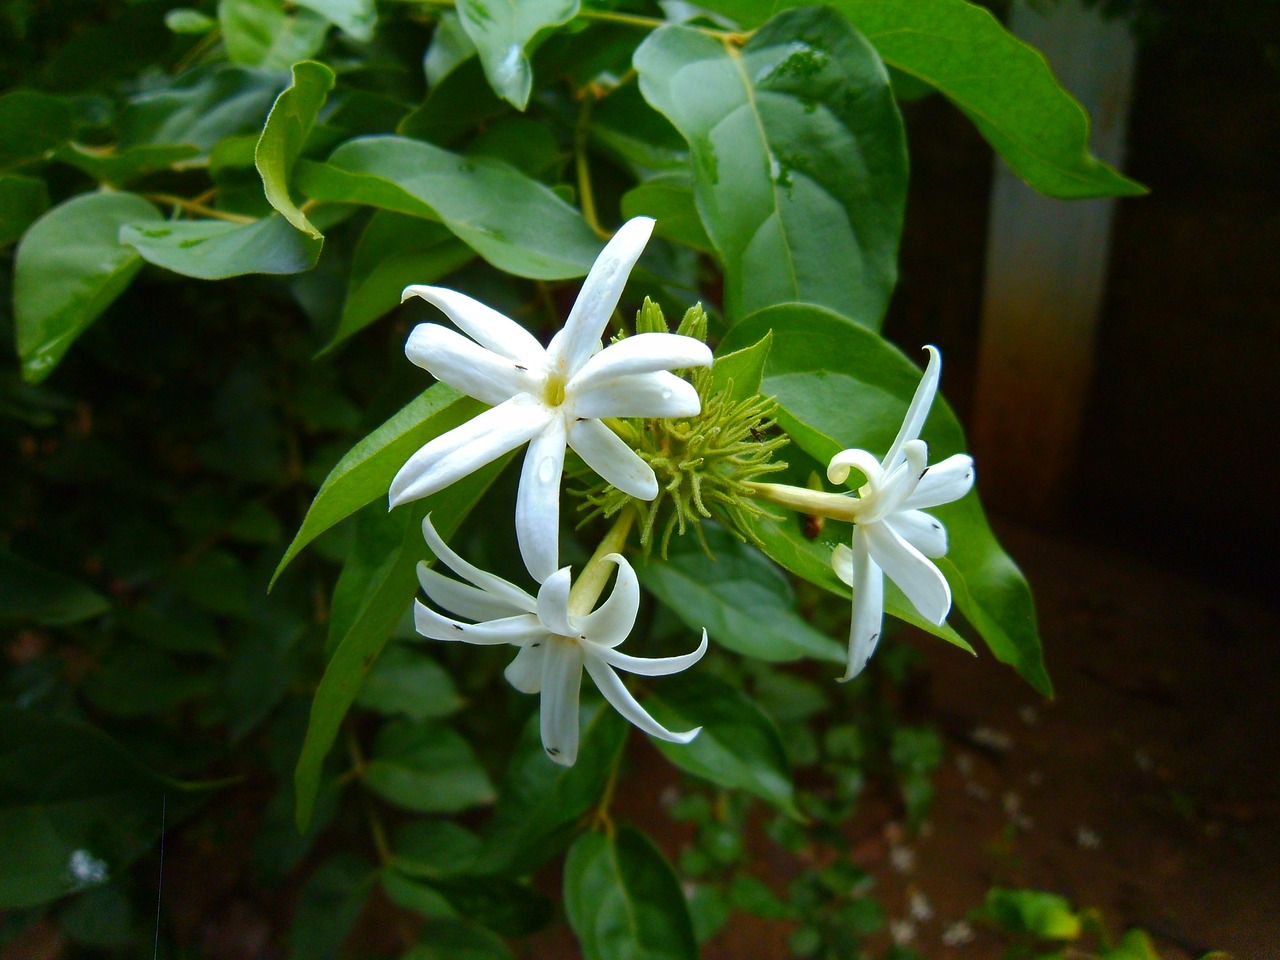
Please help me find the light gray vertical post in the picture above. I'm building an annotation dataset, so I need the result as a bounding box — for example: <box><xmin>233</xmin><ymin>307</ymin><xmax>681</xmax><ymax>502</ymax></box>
<box><xmin>972</xmin><ymin>0</ymin><xmax>1137</xmax><ymax>517</ymax></box>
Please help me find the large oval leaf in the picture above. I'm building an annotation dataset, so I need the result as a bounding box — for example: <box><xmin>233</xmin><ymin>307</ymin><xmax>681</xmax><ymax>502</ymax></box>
<box><xmin>14</xmin><ymin>191</ymin><xmax>161</xmax><ymax>383</ymax></box>
<box><xmin>696</xmin><ymin>0</ymin><xmax>1144</xmax><ymax>199</ymax></box>
<box><xmin>721</xmin><ymin>304</ymin><xmax>1050</xmax><ymax>695</ymax></box>
<box><xmin>635</xmin><ymin>7</ymin><xmax>907</xmax><ymax>327</ymax></box>
<box><xmin>564</xmin><ymin>827</ymin><xmax>697</xmax><ymax>960</ymax></box>
<box><xmin>120</xmin><ymin>214</ymin><xmax>322</xmax><ymax>279</ymax></box>
<box><xmin>296</xmin><ymin>135</ymin><xmax>601</xmax><ymax>280</ymax></box>
<box><xmin>364</xmin><ymin>719</ymin><xmax>495</xmax><ymax>814</ymax></box>
<box><xmin>456</xmin><ymin>0</ymin><xmax>579</xmax><ymax>110</ymax></box>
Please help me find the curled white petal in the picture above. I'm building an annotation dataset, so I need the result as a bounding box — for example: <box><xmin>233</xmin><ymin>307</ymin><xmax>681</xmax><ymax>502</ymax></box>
<box><xmin>573</xmin><ymin>554</ymin><xmax>639</xmax><ymax>648</ymax></box>
<box><xmin>405</xmin><ymin>324</ymin><xmax>538</xmax><ymax>405</ymax></box>
<box><xmin>828</xmin><ymin>448</ymin><xmax>883</xmax><ymax>488</ymax></box>
<box><xmin>567</xmin><ymin>333</ymin><xmax>712</xmax><ymax>393</ymax></box>
<box><xmin>402</xmin><ymin>284</ymin><xmax>545</xmax><ymax>364</ymax></box>
<box><xmin>515</xmin><ymin>415</ymin><xmax>568</xmax><ymax>583</ymax></box>
<box><xmin>591</xmin><ymin>628</ymin><xmax>708</xmax><ymax>677</ymax></box>
<box><xmin>414</xmin><ymin>601</ymin><xmax>545</xmax><ymax>645</ymax></box>
<box><xmin>417</xmin><ymin>562</ymin><xmax>528</xmax><ymax>621</ymax></box>
<box><xmin>842</xmin><ymin>528</ymin><xmax>883</xmax><ymax>682</ymax></box>
<box><xmin>572</xmin><ymin>371</ymin><xmax>702</xmax><ymax>420</ymax></box>
<box><xmin>535</xmin><ymin>566</ymin><xmax>575</xmax><ymax>638</ymax></box>
<box><xmin>885</xmin><ymin>509</ymin><xmax>948</xmax><ymax>559</ymax></box>
<box><xmin>882</xmin><ymin>345</ymin><xmax>940</xmax><ymax>472</ymax></box>
<box><xmin>420</xmin><ymin>515</ymin><xmax>537</xmax><ymax>613</ymax></box>
<box><xmin>583</xmin><ymin>656</ymin><xmax>700</xmax><ymax>744</ymax></box>
<box><xmin>863</xmin><ymin>521</ymin><xmax>951</xmax><ymax>626</ymax></box>
<box><xmin>540</xmin><ymin>640</ymin><xmax>584</xmax><ymax>765</ymax></box>
<box><xmin>902</xmin><ymin>454</ymin><xmax>974</xmax><ymax>511</ymax></box>
<box><xmin>504</xmin><ymin>642</ymin><xmax>545</xmax><ymax>694</ymax></box>
<box><xmin>568</xmin><ymin>418</ymin><xmax>659</xmax><ymax>500</ymax></box>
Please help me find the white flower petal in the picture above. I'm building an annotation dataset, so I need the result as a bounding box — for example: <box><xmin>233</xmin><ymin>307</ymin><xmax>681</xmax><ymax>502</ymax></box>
<box><xmin>567</xmin><ymin>333</ymin><xmax>712</xmax><ymax>393</ymax></box>
<box><xmin>885</xmin><ymin>509</ymin><xmax>948</xmax><ymax>559</ymax></box>
<box><xmin>863</xmin><ymin>521</ymin><xmax>951</xmax><ymax>626</ymax></box>
<box><xmin>414</xmin><ymin>601</ymin><xmax>545</xmax><ymax>645</ymax></box>
<box><xmin>390</xmin><ymin>395</ymin><xmax>551</xmax><ymax>507</ymax></box>
<box><xmin>516</xmin><ymin>415</ymin><xmax>568</xmax><ymax>583</ymax></box>
<box><xmin>879</xmin><ymin>439</ymin><xmax>930</xmax><ymax>516</ymax></box>
<box><xmin>591</xmin><ymin>628</ymin><xmax>708</xmax><ymax>676</ymax></box>
<box><xmin>902</xmin><ymin>454</ymin><xmax>974</xmax><ymax>511</ymax></box>
<box><xmin>405</xmin><ymin>324</ymin><xmax>538</xmax><ymax>405</ymax></box>
<box><xmin>402</xmin><ymin>284</ymin><xmax>545</xmax><ymax>364</ymax></box>
<box><xmin>882</xmin><ymin>345</ymin><xmax>940</xmax><ymax>472</ymax></box>
<box><xmin>535</xmin><ymin>566</ymin><xmax>575</xmax><ymax>637</ymax></box>
<box><xmin>572</xmin><ymin>371</ymin><xmax>701</xmax><ymax>420</ymax></box>
<box><xmin>504</xmin><ymin>642</ymin><xmax>545</xmax><ymax>694</ymax></box>
<box><xmin>831</xmin><ymin>542</ymin><xmax>855</xmax><ymax>587</ymax></box>
<box><xmin>567</xmin><ymin>418</ymin><xmax>658</xmax><ymax>500</ymax></box>
<box><xmin>539</xmin><ymin>640</ymin><xmax>584</xmax><ymax>765</ymax></box>
<box><xmin>546</xmin><ymin>217</ymin><xmax>654</xmax><ymax>376</ymax></box>
<box><xmin>583</xmin><ymin>656</ymin><xmax>700</xmax><ymax>744</ymax></box>
<box><xmin>842</xmin><ymin>528</ymin><xmax>884</xmax><ymax>682</ymax></box>
<box><xmin>828</xmin><ymin>448</ymin><xmax>884</xmax><ymax>488</ymax></box>
<box><xmin>573</xmin><ymin>554</ymin><xmax>639</xmax><ymax>648</ymax></box>
<box><xmin>417</xmin><ymin>562</ymin><xmax>528</xmax><ymax>620</ymax></box>
<box><xmin>420</xmin><ymin>515</ymin><xmax>538</xmax><ymax>613</ymax></box>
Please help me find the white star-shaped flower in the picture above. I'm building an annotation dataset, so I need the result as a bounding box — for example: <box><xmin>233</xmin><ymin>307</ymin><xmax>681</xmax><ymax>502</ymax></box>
<box><xmin>391</xmin><ymin>217</ymin><xmax>713</xmax><ymax>582</ymax></box>
<box><xmin>413</xmin><ymin>515</ymin><xmax>707</xmax><ymax>766</ymax></box>
<box><xmin>828</xmin><ymin>346</ymin><xmax>975</xmax><ymax>680</ymax></box>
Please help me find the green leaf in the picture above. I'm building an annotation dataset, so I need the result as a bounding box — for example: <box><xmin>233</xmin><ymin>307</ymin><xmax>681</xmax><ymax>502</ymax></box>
<box><xmin>289</xmin><ymin>856</ymin><xmax>372</xmax><ymax>960</ymax></box>
<box><xmin>564</xmin><ymin>827</ymin><xmax>698</xmax><ymax>960</ymax></box>
<box><xmin>695</xmin><ymin>0</ymin><xmax>1145</xmax><ymax>198</ymax></box>
<box><xmin>364</xmin><ymin>719</ymin><xmax>496</xmax><ymax>813</ymax></box>
<box><xmin>978</xmin><ymin>888</ymin><xmax>1082</xmax><ymax>940</ymax></box>
<box><xmin>119</xmin><ymin>65</ymin><xmax>288</xmax><ymax>156</ymax></box>
<box><xmin>52</xmin><ymin>143</ymin><xmax>201</xmax><ymax>186</ymax></box>
<box><xmin>0</xmin><ymin>90</ymin><xmax>73</xmax><ymax>170</ymax></box>
<box><xmin>120</xmin><ymin>214</ymin><xmax>323</xmax><ymax>279</ymax></box>
<box><xmin>635</xmin><ymin>8</ymin><xmax>907</xmax><ymax>326</ymax></box>
<box><xmin>356</xmin><ymin>644</ymin><xmax>466</xmax><ymax>720</ymax></box>
<box><xmin>473</xmin><ymin>702</ymin><xmax>627</xmax><ymax>875</ymax></box>
<box><xmin>1100</xmin><ymin>929</ymin><xmax>1162</xmax><ymax>960</ymax></box>
<box><xmin>399</xmin><ymin>56</ymin><xmax>507</xmax><ymax>148</ymax></box>
<box><xmin>0</xmin><ymin>175</ymin><xmax>49</xmax><ymax>247</ymax></box>
<box><xmin>643</xmin><ymin>673</ymin><xmax>800</xmax><ymax>819</ymax></box>
<box><xmin>0</xmin><ymin>705</ymin><xmax>168</xmax><ymax>909</ymax></box>
<box><xmin>403</xmin><ymin>918</ymin><xmax>515</xmax><ymax>960</ymax></box>
<box><xmin>710</xmin><ymin>329</ymin><xmax>771</xmax><ymax>401</ymax></box>
<box><xmin>455</xmin><ymin>0</ymin><xmax>579</xmax><ymax>110</ymax></box>
<box><xmin>220</xmin><ymin>0</ymin><xmax>329</xmax><ymax>69</ymax></box>
<box><xmin>82</xmin><ymin>645</ymin><xmax>215</xmax><ymax>717</ymax></box>
<box><xmin>14</xmin><ymin>191</ymin><xmax>161</xmax><ymax>384</ymax></box>
<box><xmin>325</xmin><ymin>212</ymin><xmax>474</xmax><ymax>352</ymax></box>
<box><xmin>425</xmin><ymin>876</ymin><xmax>553</xmax><ymax>936</ymax></box>
<box><xmin>295</xmin><ymin>0</ymin><xmax>375</xmax><ymax>42</ymax></box>
<box><xmin>425</xmin><ymin>12</ymin><xmax>477</xmax><ymax>86</ymax></box>
<box><xmin>294</xmin><ymin>458</ymin><xmax>508</xmax><ymax>830</ymax></box>
<box><xmin>639</xmin><ymin>524</ymin><xmax>844</xmax><ymax>664</ymax></box>
<box><xmin>381</xmin><ymin>868</ymin><xmax>457</xmax><ymax>918</ymax></box>
<box><xmin>0</xmin><ymin>549</ymin><xmax>107</xmax><ymax>625</ymax></box>
<box><xmin>621</xmin><ymin>175</ymin><xmax>713</xmax><ymax>254</ymax></box>
<box><xmin>721</xmin><ymin>303</ymin><xmax>1050</xmax><ymax>695</ymax></box>
<box><xmin>166</xmin><ymin>9</ymin><xmax>218</xmax><ymax>34</ymax></box>
<box><xmin>589</xmin><ymin>83</ymin><xmax>688</xmax><ymax>177</ymax></box>
<box><xmin>256</xmin><ymin>60</ymin><xmax>336</xmax><ymax>238</ymax></box>
<box><xmin>296</xmin><ymin>135</ymin><xmax>601</xmax><ymax>279</ymax></box>
<box><xmin>393</xmin><ymin>820</ymin><xmax>481</xmax><ymax>879</ymax></box>
<box><xmin>272</xmin><ymin>384</ymin><xmax>484</xmax><ymax>585</ymax></box>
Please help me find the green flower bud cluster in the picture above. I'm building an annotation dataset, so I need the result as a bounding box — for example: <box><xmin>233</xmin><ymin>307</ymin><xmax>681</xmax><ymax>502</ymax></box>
<box><xmin>574</xmin><ymin>299</ymin><xmax>788</xmax><ymax>557</ymax></box>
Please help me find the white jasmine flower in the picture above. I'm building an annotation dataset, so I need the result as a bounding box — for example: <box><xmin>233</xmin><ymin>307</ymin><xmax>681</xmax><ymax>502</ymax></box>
<box><xmin>391</xmin><ymin>217</ymin><xmax>713</xmax><ymax>582</ymax></box>
<box><xmin>828</xmin><ymin>346</ymin><xmax>974</xmax><ymax>680</ymax></box>
<box><xmin>412</xmin><ymin>515</ymin><xmax>707</xmax><ymax>765</ymax></box>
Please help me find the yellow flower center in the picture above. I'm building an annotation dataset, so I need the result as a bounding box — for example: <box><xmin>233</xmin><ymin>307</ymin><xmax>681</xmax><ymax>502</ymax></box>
<box><xmin>544</xmin><ymin>373</ymin><xmax>566</xmax><ymax>408</ymax></box>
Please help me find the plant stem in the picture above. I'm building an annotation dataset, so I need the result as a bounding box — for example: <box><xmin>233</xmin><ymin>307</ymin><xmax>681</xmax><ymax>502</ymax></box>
<box><xmin>145</xmin><ymin>193</ymin><xmax>256</xmax><ymax>224</ymax></box>
<box><xmin>574</xmin><ymin>89</ymin><xmax>610</xmax><ymax>240</ymax></box>
<box><xmin>568</xmin><ymin>507</ymin><xmax>636</xmax><ymax>616</ymax></box>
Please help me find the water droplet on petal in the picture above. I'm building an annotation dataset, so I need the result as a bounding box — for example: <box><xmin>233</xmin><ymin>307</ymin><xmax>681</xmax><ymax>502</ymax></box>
<box><xmin>660</xmin><ymin>387</ymin><xmax>673</xmax><ymax>400</ymax></box>
<box><xmin>537</xmin><ymin>456</ymin><xmax>558</xmax><ymax>484</ymax></box>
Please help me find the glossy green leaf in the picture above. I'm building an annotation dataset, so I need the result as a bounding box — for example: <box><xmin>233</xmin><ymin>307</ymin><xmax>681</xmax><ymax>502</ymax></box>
<box><xmin>0</xmin><ymin>706</ymin><xmax>167</xmax><ymax>909</ymax></box>
<box><xmin>297</xmin><ymin>136</ymin><xmax>601</xmax><ymax>279</ymax></box>
<box><xmin>473</xmin><ymin>702</ymin><xmax>628</xmax><ymax>875</ymax></box>
<box><xmin>1101</xmin><ymin>929</ymin><xmax>1162</xmax><ymax>960</ymax></box>
<box><xmin>621</xmin><ymin>175</ymin><xmax>712</xmax><ymax>254</ymax></box>
<box><xmin>456</xmin><ymin>0</ymin><xmax>579</xmax><ymax>110</ymax></box>
<box><xmin>643</xmin><ymin>673</ymin><xmax>800</xmax><ymax>818</ymax></box>
<box><xmin>53</xmin><ymin>143</ymin><xmax>200</xmax><ymax>186</ymax></box>
<box><xmin>296</xmin><ymin>0</ymin><xmax>375</xmax><ymax>41</ymax></box>
<box><xmin>220</xmin><ymin>0</ymin><xmax>329</xmax><ymax>69</ymax></box>
<box><xmin>256</xmin><ymin>60</ymin><xmax>335</xmax><ymax>238</ymax></box>
<box><xmin>120</xmin><ymin>214</ymin><xmax>322</xmax><ymax>279</ymax></box>
<box><xmin>978</xmin><ymin>888</ymin><xmax>1082</xmax><ymax>940</ymax></box>
<box><xmin>0</xmin><ymin>548</ymin><xmax>108</xmax><ymax>625</ymax></box>
<box><xmin>425</xmin><ymin>12</ymin><xmax>476</xmax><ymax>86</ymax></box>
<box><xmin>364</xmin><ymin>719</ymin><xmax>496</xmax><ymax>813</ymax></box>
<box><xmin>588</xmin><ymin>83</ymin><xmax>687</xmax><ymax>177</ymax></box>
<box><xmin>399</xmin><ymin>56</ymin><xmax>507</xmax><ymax>148</ymax></box>
<box><xmin>166</xmin><ymin>9</ymin><xmax>217</xmax><ymax>34</ymax></box>
<box><xmin>272</xmin><ymin>384</ymin><xmax>484</xmax><ymax>585</ymax></box>
<box><xmin>294</xmin><ymin>457</ymin><xmax>507</xmax><ymax>830</ymax></box>
<box><xmin>0</xmin><ymin>90</ymin><xmax>73</xmax><ymax>170</ymax></box>
<box><xmin>640</xmin><ymin>524</ymin><xmax>843</xmax><ymax>664</ymax></box>
<box><xmin>696</xmin><ymin>0</ymin><xmax>1145</xmax><ymax>198</ymax></box>
<box><xmin>14</xmin><ymin>191</ymin><xmax>161</xmax><ymax>384</ymax></box>
<box><xmin>325</xmin><ymin>212</ymin><xmax>474</xmax><ymax>352</ymax></box>
<box><xmin>403</xmin><ymin>919</ymin><xmax>515</xmax><ymax>960</ymax></box>
<box><xmin>119</xmin><ymin>65</ymin><xmax>288</xmax><ymax>156</ymax></box>
<box><xmin>721</xmin><ymin>304</ymin><xmax>1050</xmax><ymax>695</ymax></box>
<box><xmin>0</xmin><ymin>175</ymin><xmax>49</xmax><ymax>246</ymax></box>
<box><xmin>709</xmin><ymin>329</ymin><xmax>771</xmax><ymax>401</ymax></box>
<box><xmin>564</xmin><ymin>827</ymin><xmax>698</xmax><ymax>960</ymax></box>
<box><xmin>635</xmin><ymin>7</ymin><xmax>907</xmax><ymax>326</ymax></box>
<box><xmin>356</xmin><ymin>644</ymin><xmax>465</xmax><ymax>720</ymax></box>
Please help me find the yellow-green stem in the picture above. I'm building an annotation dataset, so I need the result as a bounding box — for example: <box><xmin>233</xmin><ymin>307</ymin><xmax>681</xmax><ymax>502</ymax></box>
<box><xmin>567</xmin><ymin>507</ymin><xmax>636</xmax><ymax>616</ymax></box>
<box><xmin>741</xmin><ymin>480</ymin><xmax>862</xmax><ymax>522</ymax></box>
<box><xmin>574</xmin><ymin>91</ymin><xmax>609</xmax><ymax>240</ymax></box>
<box><xmin>145</xmin><ymin>193</ymin><xmax>256</xmax><ymax>224</ymax></box>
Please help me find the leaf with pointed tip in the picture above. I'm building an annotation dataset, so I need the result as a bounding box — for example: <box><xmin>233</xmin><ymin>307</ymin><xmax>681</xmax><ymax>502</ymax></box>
<box><xmin>295</xmin><ymin>0</ymin><xmax>375</xmax><ymax>41</ymax></box>
<box><xmin>219</xmin><ymin>0</ymin><xmax>328</xmax><ymax>69</ymax></box>
<box><xmin>364</xmin><ymin>720</ymin><xmax>495</xmax><ymax>814</ymax></box>
<box><xmin>456</xmin><ymin>0</ymin><xmax>579</xmax><ymax>110</ymax></box>
<box><xmin>0</xmin><ymin>549</ymin><xmax>108</xmax><ymax>625</ymax></box>
<box><xmin>120</xmin><ymin>214</ymin><xmax>321</xmax><ymax>279</ymax></box>
<box><xmin>256</xmin><ymin>60</ymin><xmax>335</xmax><ymax>238</ymax></box>
<box><xmin>15</xmin><ymin>191</ymin><xmax>161</xmax><ymax>384</ymax></box>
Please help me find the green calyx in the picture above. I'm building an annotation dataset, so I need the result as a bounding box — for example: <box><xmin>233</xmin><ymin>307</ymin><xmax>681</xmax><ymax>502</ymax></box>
<box><xmin>574</xmin><ymin>300</ymin><xmax>788</xmax><ymax>557</ymax></box>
